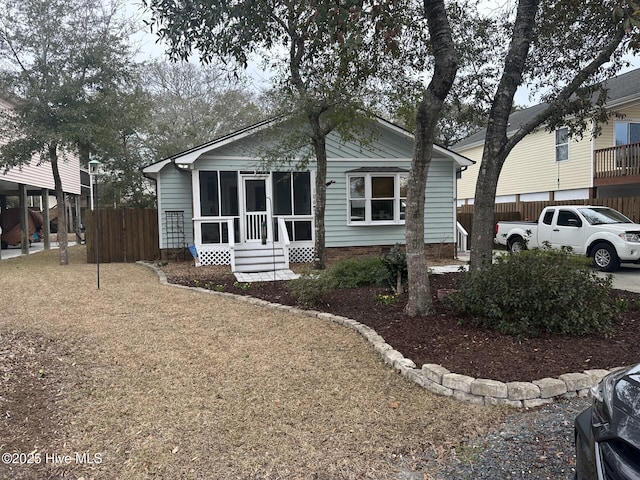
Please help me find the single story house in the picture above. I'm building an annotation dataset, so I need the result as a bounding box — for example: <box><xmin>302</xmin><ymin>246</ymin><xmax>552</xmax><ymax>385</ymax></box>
<box><xmin>142</xmin><ymin>116</ymin><xmax>473</xmax><ymax>273</ymax></box>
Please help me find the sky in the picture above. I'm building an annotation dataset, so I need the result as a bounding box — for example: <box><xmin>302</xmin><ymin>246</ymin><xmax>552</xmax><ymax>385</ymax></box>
<box><xmin>127</xmin><ymin>1</ymin><xmax>275</xmax><ymax>93</ymax></box>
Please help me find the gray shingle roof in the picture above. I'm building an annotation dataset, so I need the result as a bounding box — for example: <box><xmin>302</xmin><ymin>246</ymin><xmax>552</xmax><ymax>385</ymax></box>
<box><xmin>453</xmin><ymin>68</ymin><xmax>640</xmax><ymax>150</ymax></box>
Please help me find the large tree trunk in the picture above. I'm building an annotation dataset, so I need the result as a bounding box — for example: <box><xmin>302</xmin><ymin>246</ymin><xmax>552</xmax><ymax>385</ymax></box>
<box><xmin>405</xmin><ymin>104</ymin><xmax>434</xmax><ymax>316</ymax></box>
<box><xmin>405</xmin><ymin>0</ymin><xmax>458</xmax><ymax>316</ymax></box>
<box><xmin>309</xmin><ymin>114</ymin><xmax>328</xmax><ymax>270</ymax></box>
<box><xmin>469</xmin><ymin>147</ymin><xmax>508</xmax><ymax>268</ymax></box>
<box><xmin>469</xmin><ymin>0</ymin><xmax>539</xmax><ymax>270</ymax></box>
<box><xmin>49</xmin><ymin>143</ymin><xmax>68</xmax><ymax>265</ymax></box>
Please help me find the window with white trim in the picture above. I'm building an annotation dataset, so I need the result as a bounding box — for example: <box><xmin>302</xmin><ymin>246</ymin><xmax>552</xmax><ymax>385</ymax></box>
<box><xmin>615</xmin><ymin>121</ymin><xmax>640</xmax><ymax>146</ymax></box>
<box><xmin>347</xmin><ymin>173</ymin><xmax>408</xmax><ymax>225</ymax></box>
<box><xmin>555</xmin><ymin>127</ymin><xmax>569</xmax><ymax>162</ymax></box>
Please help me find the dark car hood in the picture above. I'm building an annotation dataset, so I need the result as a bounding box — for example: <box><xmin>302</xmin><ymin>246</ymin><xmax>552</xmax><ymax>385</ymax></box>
<box><xmin>598</xmin><ymin>364</ymin><xmax>640</xmax><ymax>450</ymax></box>
<box><xmin>613</xmin><ymin>365</ymin><xmax>640</xmax><ymax>421</ymax></box>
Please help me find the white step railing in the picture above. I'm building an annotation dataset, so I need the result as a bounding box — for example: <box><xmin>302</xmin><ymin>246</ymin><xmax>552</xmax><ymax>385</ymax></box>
<box><xmin>277</xmin><ymin>217</ymin><xmax>290</xmax><ymax>267</ymax></box>
<box><xmin>456</xmin><ymin>221</ymin><xmax>468</xmax><ymax>252</ymax></box>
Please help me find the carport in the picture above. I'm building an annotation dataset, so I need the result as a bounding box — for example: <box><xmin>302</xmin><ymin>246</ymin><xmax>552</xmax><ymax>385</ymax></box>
<box><xmin>0</xmin><ymin>166</ymin><xmax>88</xmax><ymax>259</ymax></box>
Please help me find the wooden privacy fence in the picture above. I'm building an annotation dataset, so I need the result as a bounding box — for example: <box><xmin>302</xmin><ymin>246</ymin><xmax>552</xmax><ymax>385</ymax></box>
<box><xmin>458</xmin><ymin>197</ymin><xmax>640</xmax><ymax>240</ymax></box>
<box><xmin>85</xmin><ymin>209</ymin><xmax>159</xmax><ymax>263</ymax></box>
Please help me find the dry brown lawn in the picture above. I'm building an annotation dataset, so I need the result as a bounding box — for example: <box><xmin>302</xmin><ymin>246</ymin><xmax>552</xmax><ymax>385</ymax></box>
<box><xmin>0</xmin><ymin>246</ymin><xmax>503</xmax><ymax>479</ymax></box>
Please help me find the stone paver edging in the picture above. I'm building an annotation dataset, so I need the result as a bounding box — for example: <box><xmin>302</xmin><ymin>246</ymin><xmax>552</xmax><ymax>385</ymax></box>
<box><xmin>141</xmin><ymin>261</ymin><xmax>613</xmax><ymax>408</ymax></box>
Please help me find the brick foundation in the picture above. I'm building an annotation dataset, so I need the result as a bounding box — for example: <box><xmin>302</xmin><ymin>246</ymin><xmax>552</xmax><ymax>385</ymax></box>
<box><xmin>162</xmin><ymin>243</ymin><xmax>456</xmax><ymax>265</ymax></box>
<box><xmin>325</xmin><ymin>243</ymin><xmax>455</xmax><ymax>264</ymax></box>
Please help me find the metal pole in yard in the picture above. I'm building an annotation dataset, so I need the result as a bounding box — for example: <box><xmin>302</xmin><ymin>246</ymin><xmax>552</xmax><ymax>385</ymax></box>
<box><xmin>89</xmin><ymin>159</ymin><xmax>101</xmax><ymax>289</ymax></box>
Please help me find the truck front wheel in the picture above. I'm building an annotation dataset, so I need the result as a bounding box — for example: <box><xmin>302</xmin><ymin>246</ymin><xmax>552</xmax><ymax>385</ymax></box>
<box><xmin>591</xmin><ymin>243</ymin><xmax>620</xmax><ymax>272</ymax></box>
<box><xmin>507</xmin><ymin>236</ymin><xmax>526</xmax><ymax>253</ymax></box>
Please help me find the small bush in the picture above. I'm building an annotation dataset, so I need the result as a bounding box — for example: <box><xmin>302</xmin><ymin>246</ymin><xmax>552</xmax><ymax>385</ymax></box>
<box><xmin>381</xmin><ymin>244</ymin><xmax>407</xmax><ymax>293</ymax></box>
<box><xmin>287</xmin><ymin>271</ymin><xmax>335</xmax><ymax>306</ymax></box>
<box><xmin>446</xmin><ymin>248</ymin><xmax>618</xmax><ymax>337</ymax></box>
<box><xmin>287</xmin><ymin>256</ymin><xmax>388</xmax><ymax>305</ymax></box>
<box><xmin>324</xmin><ymin>256</ymin><xmax>387</xmax><ymax>288</ymax></box>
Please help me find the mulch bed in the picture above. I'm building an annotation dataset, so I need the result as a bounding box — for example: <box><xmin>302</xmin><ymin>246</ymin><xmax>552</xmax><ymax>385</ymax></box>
<box><xmin>164</xmin><ymin>268</ymin><xmax>640</xmax><ymax>383</ymax></box>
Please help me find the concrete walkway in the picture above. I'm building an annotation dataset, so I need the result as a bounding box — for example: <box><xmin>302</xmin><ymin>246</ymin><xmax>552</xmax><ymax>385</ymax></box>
<box><xmin>234</xmin><ymin>269</ymin><xmax>300</xmax><ymax>282</ymax></box>
<box><xmin>0</xmin><ymin>241</ymin><xmax>77</xmax><ymax>261</ymax></box>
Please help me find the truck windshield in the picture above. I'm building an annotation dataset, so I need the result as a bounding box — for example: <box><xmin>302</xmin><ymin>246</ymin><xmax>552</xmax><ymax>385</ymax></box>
<box><xmin>578</xmin><ymin>207</ymin><xmax>633</xmax><ymax>225</ymax></box>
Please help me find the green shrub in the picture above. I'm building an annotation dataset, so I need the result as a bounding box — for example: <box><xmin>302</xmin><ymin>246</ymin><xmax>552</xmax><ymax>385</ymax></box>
<box><xmin>324</xmin><ymin>256</ymin><xmax>387</xmax><ymax>288</ymax></box>
<box><xmin>287</xmin><ymin>256</ymin><xmax>389</xmax><ymax>305</ymax></box>
<box><xmin>381</xmin><ymin>244</ymin><xmax>408</xmax><ymax>293</ymax></box>
<box><xmin>445</xmin><ymin>248</ymin><xmax>618</xmax><ymax>337</ymax></box>
<box><xmin>287</xmin><ymin>271</ymin><xmax>335</xmax><ymax>306</ymax></box>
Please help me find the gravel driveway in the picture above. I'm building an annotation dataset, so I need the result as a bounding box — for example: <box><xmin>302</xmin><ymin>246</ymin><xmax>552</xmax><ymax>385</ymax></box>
<box><xmin>428</xmin><ymin>396</ymin><xmax>589</xmax><ymax>479</ymax></box>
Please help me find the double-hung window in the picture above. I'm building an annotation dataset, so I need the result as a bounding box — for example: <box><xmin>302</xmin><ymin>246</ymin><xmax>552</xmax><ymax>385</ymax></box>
<box><xmin>555</xmin><ymin>127</ymin><xmax>569</xmax><ymax>162</ymax></box>
<box><xmin>347</xmin><ymin>169</ymin><xmax>408</xmax><ymax>225</ymax></box>
<box><xmin>615</xmin><ymin>121</ymin><xmax>640</xmax><ymax>146</ymax></box>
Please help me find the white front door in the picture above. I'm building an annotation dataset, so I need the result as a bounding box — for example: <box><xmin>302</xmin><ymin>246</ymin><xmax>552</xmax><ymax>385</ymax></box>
<box><xmin>241</xmin><ymin>175</ymin><xmax>271</xmax><ymax>243</ymax></box>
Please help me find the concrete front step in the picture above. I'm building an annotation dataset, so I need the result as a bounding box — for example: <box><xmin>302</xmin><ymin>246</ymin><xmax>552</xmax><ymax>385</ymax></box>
<box><xmin>233</xmin><ymin>269</ymin><xmax>300</xmax><ymax>282</ymax></box>
<box><xmin>232</xmin><ymin>244</ymin><xmax>288</xmax><ymax>273</ymax></box>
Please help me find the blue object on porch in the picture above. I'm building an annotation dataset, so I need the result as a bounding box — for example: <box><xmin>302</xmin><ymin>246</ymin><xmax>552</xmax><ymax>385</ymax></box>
<box><xmin>188</xmin><ymin>244</ymin><xmax>201</xmax><ymax>267</ymax></box>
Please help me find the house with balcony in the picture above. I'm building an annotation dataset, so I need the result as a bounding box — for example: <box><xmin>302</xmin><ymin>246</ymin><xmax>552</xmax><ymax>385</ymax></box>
<box><xmin>454</xmin><ymin>68</ymin><xmax>640</xmax><ymax>205</ymax></box>
<box><xmin>0</xmin><ymin>95</ymin><xmax>82</xmax><ymax>251</ymax></box>
<box><xmin>142</xmin><ymin>116</ymin><xmax>473</xmax><ymax>275</ymax></box>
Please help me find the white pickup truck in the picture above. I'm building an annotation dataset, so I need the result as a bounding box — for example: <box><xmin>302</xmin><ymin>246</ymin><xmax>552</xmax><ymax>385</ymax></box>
<box><xmin>494</xmin><ymin>205</ymin><xmax>640</xmax><ymax>271</ymax></box>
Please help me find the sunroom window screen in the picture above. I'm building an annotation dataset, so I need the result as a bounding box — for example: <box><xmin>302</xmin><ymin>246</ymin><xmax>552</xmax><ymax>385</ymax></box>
<box><xmin>273</xmin><ymin>172</ymin><xmax>292</xmax><ymax>215</ymax></box>
<box><xmin>199</xmin><ymin>171</ymin><xmax>219</xmax><ymax>216</ymax></box>
<box><xmin>200</xmin><ymin>171</ymin><xmax>238</xmax><ymax>217</ymax></box>
<box><xmin>273</xmin><ymin>171</ymin><xmax>311</xmax><ymax>216</ymax></box>
<box><xmin>293</xmin><ymin>172</ymin><xmax>311</xmax><ymax>215</ymax></box>
<box><xmin>220</xmin><ymin>172</ymin><xmax>238</xmax><ymax>216</ymax></box>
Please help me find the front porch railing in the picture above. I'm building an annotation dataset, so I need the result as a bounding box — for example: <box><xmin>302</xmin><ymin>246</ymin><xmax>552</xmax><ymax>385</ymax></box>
<box><xmin>194</xmin><ymin>216</ymin><xmax>298</xmax><ymax>267</ymax></box>
<box><xmin>277</xmin><ymin>217</ymin><xmax>291</xmax><ymax>267</ymax></box>
<box><xmin>228</xmin><ymin>218</ymin><xmax>236</xmax><ymax>271</ymax></box>
<box><xmin>594</xmin><ymin>142</ymin><xmax>640</xmax><ymax>179</ymax></box>
<box><xmin>456</xmin><ymin>221</ymin><xmax>468</xmax><ymax>253</ymax></box>
<box><xmin>245</xmin><ymin>212</ymin><xmax>268</xmax><ymax>241</ymax></box>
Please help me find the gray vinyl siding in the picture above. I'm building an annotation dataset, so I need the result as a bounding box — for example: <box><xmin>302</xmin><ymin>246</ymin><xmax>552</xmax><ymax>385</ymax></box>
<box><xmin>158</xmin><ymin>166</ymin><xmax>193</xmax><ymax>249</ymax></box>
<box><xmin>205</xmin><ymin>124</ymin><xmax>415</xmax><ymax>163</ymax></box>
<box><xmin>325</xmin><ymin>125</ymin><xmax>414</xmax><ymax>159</ymax></box>
<box><xmin>153</xmin><ymin>119</ymin><xmax>457</xmax><ymax>249</ymax></box>
<box><xmin>203</xmin><ymin>141</ymin><xmax>292</xmax><ymax>163</ymax></box>
<box><xmin>194</xmin><ymin>156</ymin><xmax>264</xmax><ymax>171</ymax></box>
<box><xmin>325</xmin><ymin>158</ymin><xmax>455</xmax><ymax>247</ymax></box>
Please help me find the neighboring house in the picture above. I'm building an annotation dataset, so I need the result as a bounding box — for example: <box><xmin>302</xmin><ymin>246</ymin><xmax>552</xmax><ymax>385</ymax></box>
<box><xmin>0</xmin><ymin>95</ymin><xmax>82</xmax><ymax>247</ymax></box>
<box><xmin>454</xmin><ymin>68</ymin><xmax>640</xmax><ymax>205</ymax></box>
<box><xmin>142</xmin><ymin>116</ymin><xmax>473</xmax><ymax>272</ymax></box>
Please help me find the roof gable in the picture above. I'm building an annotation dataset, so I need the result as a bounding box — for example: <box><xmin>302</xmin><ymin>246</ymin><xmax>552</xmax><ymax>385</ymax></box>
<box><xmin>142</xmin><ymin>115</ymin><xmax>474</xmax><ymax>177</ymax></box>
